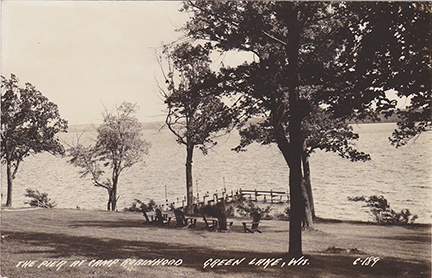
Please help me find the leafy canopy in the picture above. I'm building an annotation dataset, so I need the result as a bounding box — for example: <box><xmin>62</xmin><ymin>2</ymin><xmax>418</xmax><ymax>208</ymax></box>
<box><xmin>68</xmin><ymin>102</ymin><xmax>150</xmax><ymax>190</ymax></box>
<box><xmin>1</xmin><ymin>73</ymin><xmax>68</xmax><ymax>174</ymax></box>
<box><xmin>159</xmin><ymin>42</ymin><xmax>233</xmax><ymax>154</ymax></box>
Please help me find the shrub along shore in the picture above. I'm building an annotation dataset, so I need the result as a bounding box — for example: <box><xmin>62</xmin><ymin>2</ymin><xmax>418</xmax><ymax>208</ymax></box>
<box><xmin>1</xmin><ymin>208</ymin><xmax>430</xmax><ymax>278</ymax></box>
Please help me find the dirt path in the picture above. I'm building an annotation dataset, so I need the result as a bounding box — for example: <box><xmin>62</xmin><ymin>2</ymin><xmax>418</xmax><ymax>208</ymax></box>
<box><xmin>1</xmin><ymin>208</ymin><xmax>430</xmax><ymax>277</ymax></box>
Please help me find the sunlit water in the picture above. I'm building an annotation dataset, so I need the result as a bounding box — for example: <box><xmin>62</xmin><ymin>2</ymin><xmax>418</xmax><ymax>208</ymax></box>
<box><xmin>1</xmin><ymin>123</ymin><xmax>431</xmax><ymax>223</ymax></box>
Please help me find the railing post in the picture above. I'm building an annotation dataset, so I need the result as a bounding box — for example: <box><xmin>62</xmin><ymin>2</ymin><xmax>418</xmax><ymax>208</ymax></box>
<box><xmin>203</xmin><ymin>191</ymin><xmax>209</xmax><ymax>204</ymax></box>
<box><xmin>182</xmin><ymin>196</ymin><xmax>186</xmax><ymax>208</ymax></box>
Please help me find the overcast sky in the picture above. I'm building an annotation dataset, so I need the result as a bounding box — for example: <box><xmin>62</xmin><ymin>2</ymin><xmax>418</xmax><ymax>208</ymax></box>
<box><xmin>2</xmin><ymin>1</ymin><xmax>410</xmax><ymax>127</ymax></box>
<box><xmin>2</xmin><ymin>1</ymin><xmax>192</xmax><ymax>126</ymax></box>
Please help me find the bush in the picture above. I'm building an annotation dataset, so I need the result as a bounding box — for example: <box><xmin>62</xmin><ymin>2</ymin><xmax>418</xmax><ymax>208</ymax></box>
<box><xmin>275</xmin><ymin>206</ymin><xmax>290</xmax><ymax>220</ymax></box>
<box><xmin>24</xmin><ymin>188</ymin><xmax>56</xmax><ymax>208</ymax></box>
<box><xmin>144</xmin><ymin>199</ymin><xmax>157</xmax><ymax>212</ymax></box>
<box><xmin>225</xmin><ymin>204</ymin><xmax>235</xmax><ymax>218</ymax></box>
<box><xmin>236</xmin><ymin>199</ymin><xmax>273</xmax><ymax>219</ymax></box>
<box><xmin>123</xmin><ymin>199</ymin><xmax>143</xmax><ymax>212</ymax></box>
<box><xmin>348</xmin><ymin>195</ymin><xmax>418</xmax><ymax>224</ymax></box>
<box><xmin>123</xmin><ymin>199</ymin><xmax>156</xmax><ymax>212</ymax></box>
<box><xmin>201</xmin><ymin>202</ymin><xmax>226</xmax><ymax>218</ymax></box>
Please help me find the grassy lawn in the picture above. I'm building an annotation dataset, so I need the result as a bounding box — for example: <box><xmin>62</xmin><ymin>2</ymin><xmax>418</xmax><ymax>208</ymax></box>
<box><xmin>1</xmin><ymin>208</ymin><xmax>430</xmax><ymax>277</ymax></box>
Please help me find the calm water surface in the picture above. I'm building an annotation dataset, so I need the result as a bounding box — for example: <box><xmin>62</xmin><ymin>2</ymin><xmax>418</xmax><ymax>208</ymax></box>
<box><xmin>1</xmin><ymin>123</ymin><xmax>431</xmax><ymax>223</ymax></box>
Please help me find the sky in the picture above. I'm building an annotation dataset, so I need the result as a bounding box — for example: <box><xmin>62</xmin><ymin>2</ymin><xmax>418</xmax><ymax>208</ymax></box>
<box><xmin>1</xmin><ymin>1</ymin><xmax>409</xmax><ymax>127</ymax></box>
<box><xmin>1</xmin><ymin>1</ymin><xmax>192</xmax><ymax>126</ymax></box>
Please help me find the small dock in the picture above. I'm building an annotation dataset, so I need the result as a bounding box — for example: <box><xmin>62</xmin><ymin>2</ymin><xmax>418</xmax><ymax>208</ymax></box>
<box><xmin>155</xmin><ymin>188</ymin><xmax>289</xmax><ymax>210</ymax></box>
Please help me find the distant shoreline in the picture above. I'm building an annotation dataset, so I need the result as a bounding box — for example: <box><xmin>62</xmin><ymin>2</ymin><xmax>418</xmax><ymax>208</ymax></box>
<box><xmin>66</xmin><ymin>121</ymin><xmax>166</xmax><ymax>133</ymax></box>
<box><xmin>66</xmin><ymin>120</ymin><xmax>399</xmax><ymax>133</ymax></box>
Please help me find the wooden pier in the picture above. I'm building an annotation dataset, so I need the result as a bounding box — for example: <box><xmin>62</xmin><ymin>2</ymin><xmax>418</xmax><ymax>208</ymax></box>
<box><xmin>156</xmin><ymin>188</ymin><xmax>289</xmax><ymax>210</ymax></box>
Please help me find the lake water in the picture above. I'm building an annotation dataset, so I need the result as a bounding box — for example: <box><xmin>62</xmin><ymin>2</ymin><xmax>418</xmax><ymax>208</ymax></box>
<box><xmin>1</xmin><ymin>122</ymin><xmax>431</xmax><ymax>223</ymax></box>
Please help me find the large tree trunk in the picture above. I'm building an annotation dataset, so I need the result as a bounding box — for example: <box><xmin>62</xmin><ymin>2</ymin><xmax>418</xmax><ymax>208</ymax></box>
<box><xmin>6</xmin><ymin>159</ymin><xmax>13</xmax><ymax>207</ymax></box>
<box><xmin>185</xmin><ymin>143</ymin><xmax>194</xmax><ymax>214</ymax></box>
<box><xmin>285</xmin><ymin>3</ymin><xmax>304</xmax><ymax>257</ymax></box>
<box><xmin>273</xmin><ymin>119</ymin><xmax>304</xmax><ymax>257</ymax></box>
<box><xmin>287</xmin><ymin>115</ymin><xmax>304</xmax><ymax>257</ymax></box>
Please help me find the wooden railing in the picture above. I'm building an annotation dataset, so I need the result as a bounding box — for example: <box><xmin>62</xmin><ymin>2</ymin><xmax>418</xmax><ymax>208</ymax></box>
<box><xmin>155</xmin><ymin>188</ymin><xmax>289</xmax><ymax>210</ymax></box>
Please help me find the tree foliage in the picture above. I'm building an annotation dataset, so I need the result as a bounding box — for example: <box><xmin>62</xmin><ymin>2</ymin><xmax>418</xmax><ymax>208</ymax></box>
<box><xmin>68</xmin><ymin>102</ymin><xmax>150</xmax><ymax>211</ymax></box>
<box><xmin>158</xmin><ymin>42</ymin><xmax>233</xmax><ymax>214</ymax></box>
<box><xmin>160</xmin><ymin>42</ymin><xmax>233</xmax><ymax>154</ymax></box>
<box><xmin>24</xmin><ymin>188</ymin><xmax>57</xmax><ymax>208</ymax></box>
<box><xmin>1</xmin><ymin>74</ymin><xmax>68</xmax><ymax>207</ymax></box>
<box><xmin>348</xmin><ymin>195</ymin><xmax>418</xmax><ymax>224</ymax></box>
<box><xmin>181</xmin><ymin>1</ymin><xmax>431</xmax><ymax>256</ymax></box>
<box><xmin>234</xmin><ymin>107</ymin><xmax>371</xmax><ymax>162</ymax></box>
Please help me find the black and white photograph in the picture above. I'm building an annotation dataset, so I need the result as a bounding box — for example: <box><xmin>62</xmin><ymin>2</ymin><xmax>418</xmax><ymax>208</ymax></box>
<box><xmin>1</xmin><ymin>1</ymin><xmax>431</xmax><ymax>277</ymax></box>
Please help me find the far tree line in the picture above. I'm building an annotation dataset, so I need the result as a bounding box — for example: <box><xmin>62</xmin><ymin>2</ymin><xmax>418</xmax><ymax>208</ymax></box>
<box><xmin>1</xmin><ymin>1</ymin><xmax>430</xmax><ymax>258</ymax></box>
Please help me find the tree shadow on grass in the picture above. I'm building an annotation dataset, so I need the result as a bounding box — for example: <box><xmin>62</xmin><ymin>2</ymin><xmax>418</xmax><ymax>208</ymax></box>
<box><xmin>69</xmin><ymin>220</ymin><xmax>150</xmax><ymax>228</ymax></box>
<box><xmin>2</xmin><ymin>230</ymin><xmax>430</xmax><ymax>277</ymax></box>
<box><xmin>68</xmin><ymin>219</ymin><xmax>240</xmax><ymax>232</ymax></box>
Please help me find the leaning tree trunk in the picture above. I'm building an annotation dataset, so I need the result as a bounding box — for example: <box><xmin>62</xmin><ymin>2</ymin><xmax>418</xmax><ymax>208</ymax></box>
<box><xmin>302</xmin><ymin>153</ymin><xmax>315</xmax><ymax>218</ymax></box>
<box><xmin>185</xmin><ymin>143</ymin><xmax>194</xmax><ymax>215</ymax></box>
<box><xmin>301</xmin><ymin>178</ymin><xmax>313</xmax><ymax>229</ymax></box>
<box><xmin>301</xmin><ymin>142</ymin><xmax>315</xmax><ymax>229</ymax></box>
<box><xmin>272</xmin><ymin>121</ymin><xmax>314</xmax><ymax>230</ymax></box>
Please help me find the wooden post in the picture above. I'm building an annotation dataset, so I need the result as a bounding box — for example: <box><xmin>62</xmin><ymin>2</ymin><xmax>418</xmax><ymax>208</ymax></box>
<box><xmin>270</xmin><ymin>189</ymin><xmax>273</xmax><ymax>204</ymax></box>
